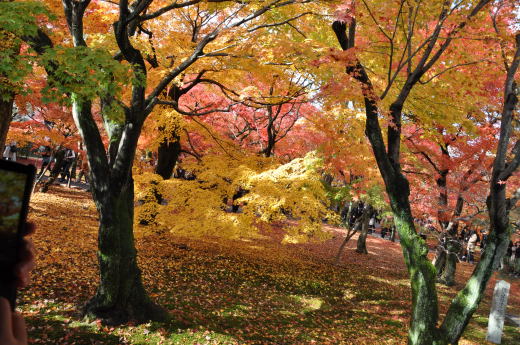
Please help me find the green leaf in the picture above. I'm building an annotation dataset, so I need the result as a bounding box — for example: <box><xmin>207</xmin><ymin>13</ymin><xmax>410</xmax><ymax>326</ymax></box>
<box><xmin>41</xmin><ymin>46</ymin><xmax>134</xmax><ymax>105</ymax></box>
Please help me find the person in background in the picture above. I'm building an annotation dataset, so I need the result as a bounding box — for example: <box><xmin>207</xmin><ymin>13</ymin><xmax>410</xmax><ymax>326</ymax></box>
<box><xmin>2</xmin><ymin>142</ymin><xmax>17</xmax><ymax>162</ymax></box>
<box><xmin>76</xmin><ymin>153</ymin><xmax>89</xmax><ymax>184</ymax></box>
<box><xmin>2</xmin><ymin>145</ymin><xmax>11</xmax><ymax>161</ymax></box>
<box><xmin>59</xmin><ymin>149</ymin><xmax>76</xmax><ymax>183</ymax></box>
<box><xmin>510</xmin><ymin>241</ymin><xmax>518</xmax><ymax>269</ymax></box>
<box><xmin>466</xmin><ymin>230</ymin><xmax>478</xmax><ymax>264</ymax></box>
<box><xmin>374</xmin><ymin>217</ymin><xmax>382</xmax><ymax>236</ymax></box>
<box><xmin>514</xmin><ymin>241</ymin><xmax>520</xmax><ymax>277</ymax></box>
<box><xmin>37</xmin><ymin>146</ymin><xmax>52</xmax><ymax>177</ymax></box>
<box><xmin>9</xmin><ymin>143</ymin><xmax>17</xmax><ymax>162</ymax></box>
<box><xmin>368</xmin><ymin>216</ymin><xmax>375</xmax><ymax>234</ymax></box>
<box><xmin>480</xmin><ymin>230</ymin><xmax>487</xmax><ymax>249</ymax></box>
<box><xmin>506</xmin><ymin>241</ymin><xmax>513</xmax><ymax>262</ymax></box>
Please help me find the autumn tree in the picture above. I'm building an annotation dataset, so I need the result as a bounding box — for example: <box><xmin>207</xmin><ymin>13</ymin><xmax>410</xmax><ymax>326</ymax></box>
<box><xmin>330</xmin><ymin>0</ymin><xmax>519</xmax><ymax>344</ymax></box>
<box><xmin>309</xmin><ymin>105</ymin><xmax>385</xmax><ymax>258</ymax></box>
<box><xmin>14</xmin><ymin>0</ymin><xmax>326</xmax><ymax>323</ymax></box>
<box><xmin>189</xmin><ymin>73</ymin><xmax>313</xmax><ymax>158</ymax></box>
<box><xmin>0</xmin><ymin>1</ymin><xmax>50</xmax><ymax>151</ymax></box>
<box><xmin>148</xmin><ymin>69</ymin><xmax>313</xmax><ymax>179</ymax></box>
<box><xmin>404</xmin><ymin>124</ymin><xmax>496</xmax><ymax>286</ymax></box>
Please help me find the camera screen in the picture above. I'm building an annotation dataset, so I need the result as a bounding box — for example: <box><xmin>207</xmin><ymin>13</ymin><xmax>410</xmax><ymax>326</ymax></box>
<box><xmin>0</xmin><ymin>169</ymin><xmax>27</xmax><ymax>264</ymax></box>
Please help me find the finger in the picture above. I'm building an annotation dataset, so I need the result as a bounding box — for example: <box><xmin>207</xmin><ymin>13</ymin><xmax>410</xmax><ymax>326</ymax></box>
<box><xmin>14</xmin><ymin>263</ymin><xmax>33</xmax><ymax>288</ymax></box>
<box><xmin>15</xmin><ymin>239</ymin><xmax>35</xmax><ymax>288</ymax></box>
<box><xmin>20</xmin><ymin>222</ymin><xmax>35</xmax><ymax>237</ymax></box>
<box><xmin>11</xmin><ymin>312</ymin><xmax>27</xmax><ymax>344</ymax></box>
<box><xmin>18</xmin><ymin>239</ymin><xmax>35</xmax><ymax>262</ymax></box>
<box><xmin>0</xmin><ymin>298</ymin><xmax>13</xmax><ymax>339</ymax></box>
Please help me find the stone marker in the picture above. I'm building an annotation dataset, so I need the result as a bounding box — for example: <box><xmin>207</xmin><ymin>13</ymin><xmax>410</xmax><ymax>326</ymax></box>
<box><xmin>486</xmin><ymin>280</ymin><xmax>510</xmax><ymax>344</ymax></box>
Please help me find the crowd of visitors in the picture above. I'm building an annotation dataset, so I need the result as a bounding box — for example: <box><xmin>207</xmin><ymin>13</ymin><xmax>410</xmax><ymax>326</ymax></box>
<box><xmin>505</xmin><ymin>240</ymin><xmax>520</xmax><ymax>277</ymax></box>
<box><xmin>343</xmin><ymin>203</ymin><xmax>397</xmax><ymax>242</ymax></box>
<box><xmin>36</xmin><ymin>146</ymin><xmax>88</xmax><ymax>187</ymax></box>
<box><xmin>1</xmin><ymin>141</ymin><xmax>89</xmax><ymax>188</ymax></box>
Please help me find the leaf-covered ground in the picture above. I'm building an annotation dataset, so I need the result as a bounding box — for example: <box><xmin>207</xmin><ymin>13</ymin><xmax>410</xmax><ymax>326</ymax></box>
<box><xmin>20</xmin><ymin>186</ymin><xmax>519</xmax><ymax>344</ymax></box>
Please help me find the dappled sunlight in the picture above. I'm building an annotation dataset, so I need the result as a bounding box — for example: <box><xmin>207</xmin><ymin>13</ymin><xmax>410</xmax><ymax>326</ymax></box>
<box><xmin>367</xmin><ymin>276</ymin><xmax>410</xmax><ymax>287</ymax></box>
<box><xmin>14</xmin><ymin>186</ymin><xmax>520</xmax><ymax>344</ymax></box>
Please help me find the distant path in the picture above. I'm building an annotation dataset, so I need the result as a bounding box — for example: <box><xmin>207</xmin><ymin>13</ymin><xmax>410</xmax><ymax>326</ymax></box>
<box><xmin>12</xmin><ymin>157</ymin><xmax>90</xmax><ymax>191</ymax></box>
<box><xmin>506</xmin><ymin>314</ymin><xmax>520</xmax><ymax>327</ymax></box>
<box><xmin>35</xmin><ymin>174</ymin><xmax>90</xmax><ymax>191</ymax></box>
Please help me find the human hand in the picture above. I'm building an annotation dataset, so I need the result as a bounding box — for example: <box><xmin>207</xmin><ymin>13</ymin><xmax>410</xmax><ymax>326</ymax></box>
<box><xmin>15</xmin><ymin>223</ymin><xmax>35</xmax><ymax>288</ymax></box>
<box><xmin>0</xmin><ymin>298</ymin><xmax>27</xmax><ymax>345</ymax></box>
<box><xmin>0</xmin><ymin>222</ymin><xmax>35</xmax><ymax>345</ymax></box>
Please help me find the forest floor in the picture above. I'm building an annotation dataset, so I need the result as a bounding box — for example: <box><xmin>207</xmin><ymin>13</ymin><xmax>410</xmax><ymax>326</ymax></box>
<box><xmin>20</xmin><ymin>186</ymin><xmax>520</xmax><ymax>344</ymax></box>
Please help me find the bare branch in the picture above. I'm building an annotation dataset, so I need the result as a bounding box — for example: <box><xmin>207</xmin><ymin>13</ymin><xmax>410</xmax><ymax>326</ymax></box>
<box><xmin>418</xmin><ymin>59</ymin><xmax>490</xmax><ymax>84</ymax></box>
<box><xmin>156</xmin><ymin>99</ymin><xmax>241</xmax><ymax>116</ymax></box>
<box><xmin>247</xmin><ymin>12</ymin><xmax>313</xmax><ymax>32</ymax></box>
<box><xmin>360</xmin><ymin>0</ymin><xmax>392</xmax><ymax>41</ymax></box>
<box><xmin>498</xmin><ymin>140</ymin><xmax>520</xmax><ymax>181</ymax></box>
<box><xmin>140</xmin><ymin>0</ymin><xmax>223</xmax><ymax>22</ymax></box>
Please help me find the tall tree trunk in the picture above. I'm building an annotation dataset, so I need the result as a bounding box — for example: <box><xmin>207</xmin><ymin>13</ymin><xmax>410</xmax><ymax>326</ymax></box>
<box><xmin>434</xmin><ymin>181</ymin><xmax>465</xmax><ymax>286</ymax></box>
<box><xmin>335</xmin><ymin>202</ymin><xmax>359</xmax><ymax>263</ymax></box>
<box><xmin>336</xmin><ymin>221</ymin><xmax>360</xmax><ymax>263</ymax></box>
<box><xmin>155</xmin><ymin>134</ymin><xmax>181</xmax><ymax>180</ymax></box>
<box><xmin>438</xmin><ymin>33</ymin><xmax>520</xmax><ymax>345</ymax></box>
<box><xmin>60</xmin><ymin>0</ymin><xmax>163</xmax><ymax>320</ymax></box>
<box><xmin>356</xmin><ymin>204</ymin><xmax>372</xmax><ymax>254</ymax></box>
<box><xmin>0</xmin><ymin>95</ymin><xmax>14</xmax><ymax>152</ymax></box>
<box><xmin>436</xmin><ymin>236</ymin><xmax>461</xmax><ymax>286</ymax></box>
<box><xmin>331</xmin><ymin>5</ymin><xmax>501</xmax><ymax>342</ymax></box>
<box><xmin>333</xmin><ymin>20</ymin><xmax>441</xmax><ymax>343</ymax></box>
<box><xmin>83</xmin><ymin>176</ymin><xmax>165</xmax><ymax>324</ymax></box>
<box><xmin>389</xmin><ymin>187</ymin><xmax>441</xmax><ymax>345</ymax></box>
<box><xmin>71</xmin><ymin>95</ymin><xmax>164</xmax><ymax>323</ymax></box>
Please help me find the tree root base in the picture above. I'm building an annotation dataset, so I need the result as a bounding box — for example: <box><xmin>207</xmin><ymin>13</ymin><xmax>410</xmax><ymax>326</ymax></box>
<box><xmin>82</xmin><ymin>296</ymin><xmax>169</xmax><ymax>326</ymax></box>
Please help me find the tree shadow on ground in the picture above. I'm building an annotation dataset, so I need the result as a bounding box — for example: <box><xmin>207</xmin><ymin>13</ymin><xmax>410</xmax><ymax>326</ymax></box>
<box><xmin>139</xmin><ymin>240</ymin><xmax>409</xmax><ymax>345</ymax></box>
<box><xmin>25</xmin><ymin>313</ymin><xmax>123</xmax><ymax>345</ymax></box>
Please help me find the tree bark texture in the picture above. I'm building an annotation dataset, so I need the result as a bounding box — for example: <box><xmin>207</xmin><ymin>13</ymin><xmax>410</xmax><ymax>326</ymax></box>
<box><xmin>436</xmin><ymin>237</ymin><xmax>460</xmax><ymax>287</ymax></box>
<box><xmin>332</xmin><ymin>7</ymin><xmax>510</xmax><ymax>342</ymax></box>
<box><xmin>0</xmin><ymin>95</ymin><xmax>14</xmax><ymax>153</ymax></box>
<box><xmin>71</xmin><ymin>98</ymin><xmax>166</xmax><ymax>323</ymax></box>
<box><xmin>155</xmin><ymin>134</ymin><xmax>181</xmax><ymax>179</ymax></box>
<box><xmin>83</xmin><ymin>176</ymin><xmax>165</xmax><ymax>324</ymax></box>
<box><xmin>355</xmin><ymin>204</ymin><xmax>372</xmax><ymax>254</ymax></box>
<box><xmin>39</xmin><ymin>148</ymin><xmax>66</xmax><ymax>193</ymax></box>
<box><xmin>437</xmin><ymin>33</ymin><xmax>520</xmax><ymax>344</ymax></box>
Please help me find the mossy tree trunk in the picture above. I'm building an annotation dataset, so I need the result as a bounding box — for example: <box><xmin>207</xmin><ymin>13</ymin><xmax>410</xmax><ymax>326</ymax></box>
<box><xmin>437</xmin><ymin>33</ymin><xmax>520</xmax><ymax>344</ymax></box>
<box><xmin>84</xmin><ymin>175</ymin><xmax>165</xmax><ymax>324</ymax></box>
<box><xmin>436</xmin><ymin>237</ymin><xmax>461</xmax><ymax>286</ymax></box>
<box><xmin>73</xmin><ymin>95</ymin><xmax>166</xmax><ymax>323</ymax></box>
<box><xmin>57</xmin><ymin>0</ymin><xmax>168</xmax><ymax>324</ymax></box>
<box><xmin>332</xmin><ymin>5</ymin><xmax>508</xmax><ymax>343</ymax></box>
